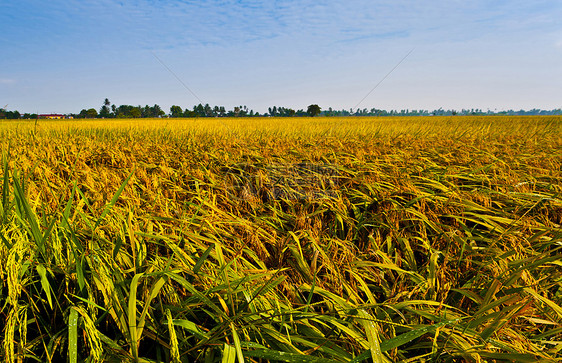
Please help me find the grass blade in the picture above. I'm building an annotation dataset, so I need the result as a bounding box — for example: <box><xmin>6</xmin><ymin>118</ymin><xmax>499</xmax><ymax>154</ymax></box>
<box><xmin>231</xmin><ymin>323</ymin><xmax>245</xmax><ymax>363</ymax></box>
<box><xmin>36</xmin><ymin>263</ymin><xmax>53</xmax><ymax>309</ymax></box>
<box><xmin>136</xmin><ymin>275</ymin><xmax>167</xmax><ymax>340</ymax></box>
<box><xmin>94</xmin><ymin>168</ymin><xmax>135</xmax><ymax>230</ymax></box>
<box><xmin>189</xmin><ymin>243</ymin><xmax>215</xmax><ymax>282</ymax></box>
<box><xmin>380</xmin><ymin>320</ymin><xmax>458</xmax><ymax>352</ymax></box>
<box><xmin>128</xmin><ymin>272</ymin><xmax>143</xmax><ymax>360</ymax></box>
<box><xmin>244</xmin><ymin>349</ymin><xmax>344</xmax><ymax>363</ymax></box>
<box><xmin>1</xmin><ymin>149</ymin><xmax>10</xmax><ymax>223</ymax></box>
<box><xmin>13</xmin><ymin>176</ymin><xmax>45</xmax><ymax>256</ymax></box>
<box><xmin>222</xmin><ymin>344</ymin><xmax>236</xmax><ymax>363</ymax></box>
<box><xmin>68</xmin><ymin>307</ymin><xmax>79</xmax><ymax>363</ymax></box>
<box><xmin>358</xmin><ymin>309</ymin><xmax>384</xmax><ymax>363</ymax></box>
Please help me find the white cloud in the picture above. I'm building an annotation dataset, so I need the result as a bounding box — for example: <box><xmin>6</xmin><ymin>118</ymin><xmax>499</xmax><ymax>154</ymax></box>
<box><xmin>0</xmin><ymin>79</ymin><xmax>15</xmax><ymax>84</ymax></box>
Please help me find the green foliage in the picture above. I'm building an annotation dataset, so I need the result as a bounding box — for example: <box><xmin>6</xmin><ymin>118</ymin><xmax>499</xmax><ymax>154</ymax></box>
<box><xmin>170</xmin><ymin>105</ymin><xmax>183</xmax><ymax>118</ymax></box>
<box><xmin>307</xmin><ymin>104</ymin><xmax>321</xmax><ymax>117</ymax></box>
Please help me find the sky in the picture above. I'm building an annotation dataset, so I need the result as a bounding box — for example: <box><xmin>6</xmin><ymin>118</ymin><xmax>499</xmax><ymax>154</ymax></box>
<box><xmin>1</xmin><ymin>0</ymin><xmax>562</xmax><ymax>114</ymax></box>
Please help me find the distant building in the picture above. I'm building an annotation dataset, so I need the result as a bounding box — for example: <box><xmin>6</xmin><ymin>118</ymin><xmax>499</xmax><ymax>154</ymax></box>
<box><xmin>38</xmin><ymin>114</ymin><xmax>65</xmax><ymax>119</ymax></box>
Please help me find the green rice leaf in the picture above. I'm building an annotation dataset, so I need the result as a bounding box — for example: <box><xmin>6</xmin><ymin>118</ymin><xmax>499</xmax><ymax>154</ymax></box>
<box><xmin>222</xmin><ymin>344</ymin><xmax>236</xmax><ymax>363</ymax></box>
<box><xmin>231</xmin><ymin>323</ymin><xmax>245</xmax><ymax>363</ymax></box>
<box><xmin>68</xmin><ymin>307</ymin><xmax>79</xmax><ymax>363</ymax></box>
<box><xmin>243</xmin><ymin>349</ymin><xmax>343</xmax><ymax>363</ymax></box>
<box><xmin>94</xmin><ymin>168</ymin><xmax>135</xmax><ymax>230</ymax></box>
<box><xmin>358</xmin><ymin>309</ymin><xmax>383</xmax><ymax>363</ymax></box>
<box><xmin>36</xmin><ymin>263</ymin><xmax>53</xmax><ymax>309</ymax></box>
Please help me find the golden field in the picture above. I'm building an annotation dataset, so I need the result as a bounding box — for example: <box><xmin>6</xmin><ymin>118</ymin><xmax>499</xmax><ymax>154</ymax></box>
<box><xmin>0</xmin><ymin>116</ymin><xmax>561</xmax><ymax>362</ymax></box>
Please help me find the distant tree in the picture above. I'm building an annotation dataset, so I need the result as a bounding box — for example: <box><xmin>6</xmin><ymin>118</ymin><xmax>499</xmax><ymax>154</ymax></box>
<box><xmin>116</xmin><ymin>105</ymin><xmax>133</xmax><ymax>118</ymax></box>
<box><xmin>307</xmin><ymin>104</ymin><xmax>321</xmax><ymax>117</ymax></box>
<box><xmin>204</xmin><ymin>104</ymin><xmax>212</xmax><ymax>117</ymax></box>
<box><xmin>143</xmin><ymin>105</ymin><xmax>151</xmax><ymax>117</ymax></box>
<box><xmin>99</xmin><ymin>105</ymin><xmax>111</xmax><ymax>118</ymax></box>
<box><xmin>192</xmin><ymin>104</ymin><xmax>203</xmax><ymax>117</ymax></box>
<box><xmin>5</xmin><ymin>110</ymin><xmax>21</xmax><ymax>119</ymax></box>
<box><xmin>170</xmin><ymin>105</ymin><xmax>183</xmax><ymax>117</ymax></box>
<box><xmin>131</xmin><ymin>107</ymin><xmax>141</xmax><ymax>118</ymax></box>
<box><xmin>183</xmin><ymin>108</ymin><xmax>195</xmax><ymax>117</ymax></box>
<box><xmin>150</xmin><ymin>104</ymin><xmax>165</xmax><ymax>117</ymax></box>
<box><xmin>86</xmin><ymin>108</ymin><xmax>98</xmax><ymax>118</ymax></box>
<box><xmin>239</xmin><ymin>105</ymin><xmax>248</xmax><ymax>117</ymax></box>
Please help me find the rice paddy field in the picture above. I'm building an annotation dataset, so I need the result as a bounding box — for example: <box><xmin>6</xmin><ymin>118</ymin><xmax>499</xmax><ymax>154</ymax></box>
<box><xmin>0</xmin><ymin>115</ymin><xmax>561</xmax><ymax>362</ymax></box>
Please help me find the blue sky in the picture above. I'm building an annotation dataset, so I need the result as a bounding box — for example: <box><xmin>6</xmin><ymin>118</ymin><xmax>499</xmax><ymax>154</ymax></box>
<box><xmin>1</xmin><ymin>0</ymin><xmax>561</xmax><ymax>114</ymax></box>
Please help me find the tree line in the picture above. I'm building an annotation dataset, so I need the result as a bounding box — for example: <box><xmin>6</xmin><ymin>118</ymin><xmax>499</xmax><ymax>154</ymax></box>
<box><xmin>75</xmin><ymin>100</ymin><xmax>322</xmax><ymax>118</ymax></box>
<box><xmin>0</xmin><ymin>110</ymin><xmax>38</xmax><ymax>119</ymax></box>
<box><xmin>1</xmin><ymin>99</ymin><xmax>561</xmax><ymax>119</ymax></box>
<box><xmin>331</xmin><ymin>107</ymin><xmax>562</xmax><ymax>117</ymax></box>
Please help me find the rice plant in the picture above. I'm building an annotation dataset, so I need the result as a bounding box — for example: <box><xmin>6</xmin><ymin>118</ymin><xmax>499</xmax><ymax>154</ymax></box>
<box><xmin>0</xmin><ymin>116</ymin><xmax>560</xmax><ymax>362</ymax></box>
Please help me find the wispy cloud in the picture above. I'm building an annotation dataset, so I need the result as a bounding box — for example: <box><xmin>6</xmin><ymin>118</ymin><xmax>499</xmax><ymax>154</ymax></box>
<box><xmin>0</xmin><ymin>79</ymin><xmax>16</xmax><ymax>84</ymax></box>
<box><xmin>4</xmin><ymin>1</ymin><xmax>559</xmax><ymax>54</ymax></box>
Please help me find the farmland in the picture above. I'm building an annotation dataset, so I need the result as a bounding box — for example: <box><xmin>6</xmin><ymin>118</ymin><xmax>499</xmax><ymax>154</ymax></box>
<box><xmin>0</xmin><ymin>116</ymin><xmax>561</xmax><ymax>362</ymax></box>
